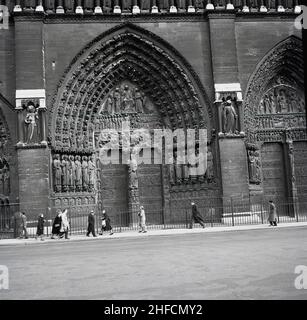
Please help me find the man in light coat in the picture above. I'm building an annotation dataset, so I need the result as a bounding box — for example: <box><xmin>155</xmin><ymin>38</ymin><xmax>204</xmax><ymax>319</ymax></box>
<box><xmin>268</xmin><ymin>200</ymin><xmax>278</xmax><ymax>226</ymax></box>
<box><xmin>59</xmin><ymin>209</ymin><xmax>70</xmax><ymax>239</ymax></box>
<box><xmin>138</xmin><ymin>206</ymin><xmax>147</xmax><ymax>233</ymax></box>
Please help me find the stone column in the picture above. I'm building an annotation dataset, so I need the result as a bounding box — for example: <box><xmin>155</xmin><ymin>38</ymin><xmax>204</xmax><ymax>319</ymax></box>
<box><xmin>127</xmin><ymin>159</ymin><xmax>140</xmax><ymax>227</ymax></box>
<box><xmin>286</xmin><ymin>140</ymin><xmax>299</xmax><ymax>217</ymax></box>
<box><xmin>38</xmin><ymin>102</ymin><xmax>47</xmax><ymax>145</ymax></box>
<box><xmin>15</xmin><ymin>104</ymin><xmax>24</xmax><ymax>146</ymax></box>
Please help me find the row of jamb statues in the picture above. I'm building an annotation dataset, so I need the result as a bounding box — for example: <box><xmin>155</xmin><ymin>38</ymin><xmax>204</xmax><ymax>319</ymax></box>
<box><xmin>53</xmin><ymin>153</ymin><xmax>96</xmax><ymax>193</ymax></box>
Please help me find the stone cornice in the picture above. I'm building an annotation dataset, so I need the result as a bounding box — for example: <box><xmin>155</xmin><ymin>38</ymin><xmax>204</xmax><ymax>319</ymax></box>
<box><xmin>11</xmin><ymin>10</ymin><xmax>299</xmax><ymax>24</ymax></box>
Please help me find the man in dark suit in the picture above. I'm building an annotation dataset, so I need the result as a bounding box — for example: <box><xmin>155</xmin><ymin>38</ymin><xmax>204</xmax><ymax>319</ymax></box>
<box><xmin>86</xmin><ymin>210</ymin><xmax>97</xmax><ymax>237</ymax></box>
<box><xmin>191</xmin><ymin>202</ymin><xmax>206</xmax><ymax>228</ymax></box>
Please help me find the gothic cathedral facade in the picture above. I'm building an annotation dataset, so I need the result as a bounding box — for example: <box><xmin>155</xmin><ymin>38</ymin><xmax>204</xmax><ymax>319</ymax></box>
<box><xmin>0</xmin><ymin>0</ymin><xmax>305</xmax><ymax>225</ymax></box>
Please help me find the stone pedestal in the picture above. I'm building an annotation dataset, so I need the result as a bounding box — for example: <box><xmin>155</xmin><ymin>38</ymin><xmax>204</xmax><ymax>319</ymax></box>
<box><xmin>219</xmin><ymin>137</ymin><xmax>249</xmax><ymax>207</ymax></box>
<box><xmin>17</xmin><ymin>147</ymin><xmax>51</xmax><ymax>221</ymax></box>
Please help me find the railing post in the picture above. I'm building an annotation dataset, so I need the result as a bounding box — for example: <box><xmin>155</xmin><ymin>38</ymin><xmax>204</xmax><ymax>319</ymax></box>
<box><xmin>231</xmin><ymin>198</ymin><xmax>235</xmax><ymax>227</ymax></box>
<box><xmin>260</xmin><ymin>203</ymin><xmax>264</xmax><ymax>224</ymax></box>
<box><xmin>295</xmin><ymin>199</ymin><xmax>299</xmax><ymax>222</ymax></box>
<box><xmin>210</xmin><ymin>207</ymin><xmax>213</xmax><ymax>228</ymax></box>
<box><xmin>185</xmin><ymin>210</ymin><xmax>188</xmax><ymax>229</ymax></box>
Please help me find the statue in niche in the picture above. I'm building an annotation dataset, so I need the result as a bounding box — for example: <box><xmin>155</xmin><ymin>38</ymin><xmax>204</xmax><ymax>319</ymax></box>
<box><xmin>222</xmin><ymin>97</ymin><xmax>238</xmax><ymax>134</ymax></box>
<box><xmin>268</xmin><ymin>92</ymin><xmax>276</xmax><ymax>114</ymax></box>
<box><xmin>107</xmin><ymin>96</ymin><xmax>114</xmax><ymax>114</ymax></box>
<box><xmin>88</xmin><ymin>155</ymin><xmax>96</xmax><ymax>192</ymax></box>
<box><xmin>129</xmin><ymin>158</ymin><xmax>138</xmax><ymax>189</ymax></box>
<box><xmin>45</xmin><ymin>0</ymin><xmax>55</xmax><ymax>12</ymax></box>
<box><xmin>194</xmin><ymin>0</ymin><xmax>204</xmax><ymax>10</ymax></box>
<box><xmin>53</xmin><ymin>154</ymin><xmax>62</xmax><ymax>192</ymax></box>
<box><xmin>248</xmin><ymin>150</ymin><xmax>261</xmax><ymax>184</ymax></box>
<box><xmin>84</xmin><ymin>0</ymin><xmax>94</xmax><ymax>11</ymax></box>
<box><xmin>122</xmin><ymin>0</ymin><xmax>132</xmax><ymax>12</ymax></box>
<box><xmin>64</xmin><ymin>0</ymin><xmax>74</xmax><ymax>13</ymax></box>
<box><xmin>61</xmin><ymin>155</ymin><xmax>69</xmax><ymax>192</ymax></box>
<box><xmin>68</xmin><ymin>155</ymin><xmax>75</xmax><ymax>192</ymax></box>
<box><xmin>276</xmin><ymin>89</ymin><xmax>287</xmax><ymax>113</ymax></box>
<box><xmin>206</xmin><ymin>147</ymin><xmax>214</xmax><ymax>182</ymax></box>
<box><xmin>82</xmin><ymin>156</ymin><xmax>89</xmax><ymax>192</ymax></box>
<box><xmin>177</xmin><ymin>0</ymin><xmax>186</xmax><ymax>11</ymax></box>
<box><xmin>103</xmin><ymin>0</ymin><xmax>112</xmax><ymax>13</ymax></box>
<box><xmin>134</xmin><ymin>88</ymin><xmax>144</xmax><ymax>113</ymax></box>
<box><xmin>24</xmin><ymin>103</ymin><xmax>39</xmax><ymax>144</ymax></box>
<box><xmin>258</xmin><ymin>100</ymin><xmax>265</xmax><ymax>114</ymax></box>
<box><xmin>122</xmin><ymin>85</ymin><xmax>135</xmax><ymax>113</ymax></box>
<box><xmin>263</xmin><ymin>94</ymin><xmax>271</xmax><ymax>114</ymax></box>
<box><xmin>140</xmin><ymin>0</ymin><xmax>150</xmax><ymax>11</ymax></box>
<box><xmin>159</xmin><ymin>0</ymin><xmax>169</xmax><ymax>12</ymax></box>
<box><xmin>113</xmin><ymin>88</ymin><xmax>121</xmax><ymax>113</ymax></box>
<box><xmin>24</xmin><ymin>0</ymin><xmax>36</xmax><ymax>9</ymax></box>
<box><xmin>75</xmin><ymin>155</ymin><xmax>82</xmax><ymax>191</ymax></box>
<box><xmin>288</xmin><ymin>143</ymin><xmax>296</xmax><ymax>183</ymax></box>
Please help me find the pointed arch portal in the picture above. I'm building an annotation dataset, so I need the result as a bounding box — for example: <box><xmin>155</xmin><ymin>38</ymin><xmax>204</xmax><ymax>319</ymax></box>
<box><xmin>48</xmin><ymin>23</ymin><xmax>217</xmax><ymax>222</ymax></box>
<box><xmin>48</xmin><ymin>23</ymin><xmax>213</xmax><ymax>152</ymax></box>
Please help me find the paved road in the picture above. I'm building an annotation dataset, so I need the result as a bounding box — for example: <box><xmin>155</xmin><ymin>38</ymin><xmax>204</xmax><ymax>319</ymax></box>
<box><xmin>0</xmin><ymin>227</ymin><xmax>306</xmax><ymax>300</ymax></box>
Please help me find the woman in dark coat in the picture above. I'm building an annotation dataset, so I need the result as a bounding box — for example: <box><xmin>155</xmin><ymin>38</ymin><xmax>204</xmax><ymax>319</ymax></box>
<box><xmin>191</xmin><ymin>202</ymin><xmax>205</xmax><ymax>228</ymax></box>
<box><xmin>100</xmin><ymin>209</ymin><xmax>113</xmax><ymax>236</ymax></box>
<box><xmin>36</xmin><ymin>214</ymin><xmax>46</xmax><ymax>241</ymax></box>
<box><xmin>51</xmin><ymin>210</ymin><xmax>62</xmax><ymax>239</ymax></box>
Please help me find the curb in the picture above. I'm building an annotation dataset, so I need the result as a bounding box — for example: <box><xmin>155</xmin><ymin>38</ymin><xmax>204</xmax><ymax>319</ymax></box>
<box><xmin>1</xmin><ymin>222</ymin><xmax>307</xmax><ymax>247</ymax></box>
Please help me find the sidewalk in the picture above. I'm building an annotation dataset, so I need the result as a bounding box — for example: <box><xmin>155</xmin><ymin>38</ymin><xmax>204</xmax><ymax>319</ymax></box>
<box><xmin>1</xmin><ymin>221</ymin><xmax>307</xmax><ymax>246</ymax></box>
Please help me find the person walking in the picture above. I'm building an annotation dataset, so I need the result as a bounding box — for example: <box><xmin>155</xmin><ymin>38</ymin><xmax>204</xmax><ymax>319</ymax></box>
<box><xmin>20</xmin><ymin>212</ymin><xmax>29</xmax><ymax>239</ymax></box>
<box><xmin>268</xmin><ymin>200</ymin><xmax>278</xmax><ymax>226</ymax></box>
<box><xmin>51</xmin><ymin>209</ymin><xmax>62</xmax><ymax>239</ymax></box>
<box><xmin>190</xmin><ymin>202</ymin><xmax>205</xmax><ymax>228</ymax></box>
<box><xmin>35</xmin><ymin>214</ymin><xmax>45</xmax><ymax>241</ymax></box>
<box><xmin>11</xmin><ymin>211</ymin><xmax>23</xmax><ymax>238</ymax></box>
<box><xmin>99</xmin><ymin>209</ymin><xmax>113</xmax><ymax>236</ymax></box>
<box><xmin>59</xmin><ymin>209</ymin><xmax>70</xmax><ymax>239</ymax></box>
<box><xmin>87</xmin><ymin>210</ymin><xmax>97</xmax><ymax>237</ymax></box>
<box><xmin>138</xmin><ymin>205</ymin><xmax>147</xmax><ymax>233</ymax></box>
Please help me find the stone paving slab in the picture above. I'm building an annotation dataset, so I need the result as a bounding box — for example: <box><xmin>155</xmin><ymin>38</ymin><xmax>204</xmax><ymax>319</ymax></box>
<box><xmin>1</xmin><ymin>221</ymin><xmax>307</xmax><ymax>246</ymax></box>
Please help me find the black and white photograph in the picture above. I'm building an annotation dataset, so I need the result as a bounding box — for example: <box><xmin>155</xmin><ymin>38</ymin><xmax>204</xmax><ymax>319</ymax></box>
<box><xmin>0</xmin><ymin>0</ymin><xmax>306</xmax><ymax>310</ymax></box>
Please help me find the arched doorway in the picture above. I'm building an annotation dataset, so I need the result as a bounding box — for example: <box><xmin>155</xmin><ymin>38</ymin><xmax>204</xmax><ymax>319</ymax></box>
<box><xmin>48</xmin><ymin>23</ymin><xmax>217</xmax><ymax>225</ymax></box>
<box><xmin>243</xmin><ymin>36</ymin><xmax>306</xmax><ymax>214</ymax></box>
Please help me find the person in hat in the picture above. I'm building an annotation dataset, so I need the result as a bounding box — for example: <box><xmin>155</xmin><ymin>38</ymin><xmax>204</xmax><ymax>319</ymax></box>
<box><xmin>138</xmin><ymin>205</ymin><xmax>147</xmax><ymax>233</ymax></box>
<box><xmin>87</xmin><ymin>210</ymin><xmax>97</xmax><ymax>237</ymax></box>
<box><xmin>268</xmin><ymin>200</ymin><xmax>278</xmax><ymax>226</ymax></box>
<box><xmin>100</xmin><ymin>209</ymin><xmax>113</xmax><ymax>236</ymax></box>
<box><xmin>190</xmin><ymin>202</ymin><xmax>205</xmax><ymax>228</ymax></box>
<box><xmin>51</xmin><ymin>209</ymin><xmax>62</xmax><ymax>239</ymax></box>
<box><xmin>20</xmin><ymin>212</ymin><xmax>29</xmax><ymax>239</ymax></box>
<box><xmin>59</xmin><ymin>209</ymin><xmax>70</xmax><ymax>239</ymax></box>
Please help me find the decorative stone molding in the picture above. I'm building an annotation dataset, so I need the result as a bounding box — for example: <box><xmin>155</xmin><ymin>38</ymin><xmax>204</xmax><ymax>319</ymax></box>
<box><xmin>243</xmin><ymin>36</ymin><xmax>304</xmax><ymax>142</ymax></box>
<box><xmin>48</xmin><ymin>23</ymin><xmax>212</xmax><ymax>153</ymax></box>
